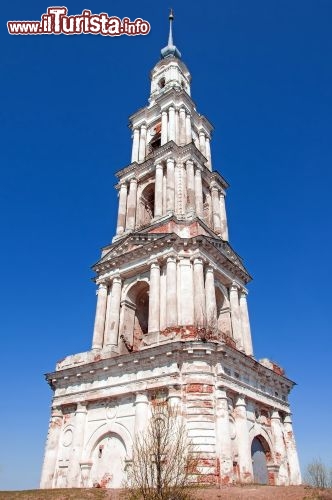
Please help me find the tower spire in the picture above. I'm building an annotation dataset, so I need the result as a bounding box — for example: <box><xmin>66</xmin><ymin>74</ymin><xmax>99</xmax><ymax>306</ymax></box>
<box><xmin>161</xmin><ymin>9</ymin><xmax>181</xmax><ymax>59</ymax></box>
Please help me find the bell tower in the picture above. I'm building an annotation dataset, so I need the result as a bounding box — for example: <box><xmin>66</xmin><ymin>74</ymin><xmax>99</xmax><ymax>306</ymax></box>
<box><xmin>41</xmin><ymin>12</ymin><xmax>301</xmax><ymax>490</ymax></box>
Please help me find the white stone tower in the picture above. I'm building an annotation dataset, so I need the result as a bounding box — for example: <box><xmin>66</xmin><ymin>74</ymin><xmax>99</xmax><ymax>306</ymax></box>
<box><xmin>40</xmin><ymin>12</ymin><xmax>301</xmax><ymax>489</ymax></box>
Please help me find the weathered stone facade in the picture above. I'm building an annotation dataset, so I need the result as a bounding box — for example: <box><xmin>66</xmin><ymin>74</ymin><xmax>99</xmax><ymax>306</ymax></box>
<box><xmin>40</xmin><ymin>14</ymin><xmax>301</xmax><ymax>489</ymax></box>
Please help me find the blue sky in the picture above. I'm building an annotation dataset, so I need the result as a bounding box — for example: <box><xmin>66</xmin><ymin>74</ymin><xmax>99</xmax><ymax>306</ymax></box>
<box><xmin>1</xmin><ymin>0</ymin><xmax>331</xmax><ymax>490</ymax></box>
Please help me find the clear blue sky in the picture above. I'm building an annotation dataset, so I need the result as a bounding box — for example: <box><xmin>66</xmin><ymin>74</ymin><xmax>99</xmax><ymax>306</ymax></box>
<box><xmin>1</xmin><ymin>0</ymin><xmax>331</xmax><ymax>490</ymax></box>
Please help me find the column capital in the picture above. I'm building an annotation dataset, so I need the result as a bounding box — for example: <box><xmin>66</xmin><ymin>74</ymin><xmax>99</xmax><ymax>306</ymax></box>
<box><xmin>199</xmin><ymin>130</ymin><xmax>206</xmax><ymax>137</ymax></box>
<box><xmin>132</xmin><ymin>126</ymin><xmax>139</xmax><ymax>132</ymax></box>
<box><xmin>271</xmin><ymin>409</ymin><xmax>281</xmax><ymax>420</ymax></box>
<box><xmin>205</xmin><ymin>264</ymin><xmax>216</xmax><ymax>274</ymax></box>
<box><xmin>97</xmin><ymin>283</ymin><xmax>108</xmax><ymax>291</ymax></box>
<box><xmin>134</xmin><ymin>392</ymin><xmax>149</xmax><ymax>405</ymax></box>
<box><xmin>155</xmin><ymin>162</ymin><xmax>163</xmax><ymax>171</ymax></box>
<box><xmin>186</xmin><ymin>158</ymin><xmax>194</xmax><ymax>166</ymax></box>
<box><xmin>168</xmin><ymin>105</ymin><xmax>175</xmax><ymax>111</ymax></box>
<box><xmin>230</xmin><ymin>281</ymin><xmax>240</xmax><ymax>291</ymax></box>
<box><xmin>166</xmin><ymin>157</ymin><xmax>175</xmax><ymax>166</ymax></box>
<box><xmin>129</xmin><ymin>177</ymin><xmax>138</xmax><ymax>184</ymax></box>
<box><xmin>240</xmin><ymin>288</ymin><xmax>248</xmax><ymax>298</ymax></box>
<box><xmin>192</xmin><ymin>256</ymin><xmax>204</xmax><ymax>266</ymax></box>
<box><xmin>76</xmin><ymin>401</ymin><xmax>88</xmax><ymax>413</ymax></box>
<box><xmin>283</xmin><ymin>413</ymin><xmax>293</xmax><ymax>424</ymax></box>
<box><xmin>216</xmin><ymin>387</ymin><xmax>228</xmax><ymax>400</ymax></box>
<box><xmin>166</xmin><ymin>254</ymin><xmax>177</xmax><ymax>264</ymax></box>
<box><xmin>179</xmin><ymin>106</ymin><xmax>186</xmax><ymax>113</ymax></box>
<box><xmin>111</xmin><ymin>274</ymin><xmax>122</xmax><ymax>285</ymax></box>
<box><xmin>140</xmin><ymin>122</ymin><xmax>147</xmax><ymax>130</ymax></box>
<box><xmin>235</xmin><ymin>394</ymin><xmax>246</xmax><ymax>407</ymax></box>
<box><xmin>119</xmin><ymin>182</ymin><xmax>128</xmax><ymax>190</ymax></box>
<box><xmin>210</xmin><ymin>182</ymin><xmax>220</xmax><ymax>192</ymax></box>
<box><xmin>51</xmin><ymin>405</ymin><xmax>63</xmax><ymax>417</ymax></box>
<box><xmin>149</xmin><ymin>259</ymin><xmax>160</xmax><ymax>269</ymax></box>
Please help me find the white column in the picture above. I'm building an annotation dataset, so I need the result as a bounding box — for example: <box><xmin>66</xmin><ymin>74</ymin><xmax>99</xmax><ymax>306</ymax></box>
<box><xmin>239</xmin><ymin>290</ymin><xmax>253</xmax><ymax>356</ymax></box>
<box><xmin>185</xmin><ymin>113</ymin><xmax>192</xmax><ymax>144</ymax></box>
<box><xmin>186</xmin><ymin>160</ymin><xmax>195</xmax><ymax>215</ymax></box>
<box><xmin>148</xmin><ymin>261</ymin><xmax>160</xmax><ymax>333</ymax></box>
<box><xmin>229</xmin><ymin>284</ymin><xmax>243</xmax><ymax>350</ymax></box>
<box><xmin>161</xmin><ymin>110</ymin><xmax>168</xmax><ymax>145</ymax></box>
<box><xmin>199</xmin><ymin>131</ymin><xmax>206</xmax><ymax>156</ymax></box>
<box><xmin>206</xmin><ymin>190</ymin><xmax>212</xmax><ymax>227</ymax></box>
<box><xmin>105</xmin><ymin>276</ymin><xmax>122</xmax><ymax>346</ymax></box>
<box><xmin>40</xmin><ymin>406</ymin><xmax>63</xmax><ymax>488</ymax></box>
<box><xmin>159</xmin><ymin>263</ymin><xmax>167</xmax><ymax>331</ymax></box>
<box><xmin>271</xmin><ymin>410</ymin><xmax>289</xmax><ymax>485</ymax></box>
<box><xmin>92</xmin><ymin>283</ymin><xmax>108</xmax><ymax>349</ymax></box>
<box><xmin>179</xmin><ymin>258</ymin><xmax>194</xmax><ymax>325</ymax></box>
<box><xmin>175</xmin><ymin>163</ymin><xmax>183</xmax><ymax>217</ymax></box>
<box><xmin>211</xmin><ymin>184</ymin><xmax>221</xmax><ymax>235</ymax></box>
<box><xmin>215</xmin><ymin>388</ymin><xmax>233</xmax><ymax>483</ymax></box>
<box><xmin>175</xmin><ymin>108</ymin><xmax>179</xmax><ymax>144</ymax></box>
<box><xmin>205</xmin><ymin>136</ymin><xmax>212</xmax><ymax>170</ymax></box>
<box><xmin>219</xmin><ymin>193</ymin><xmax>229</xmax><ymax>241</ymax></box>
<box><xmin>67</xmin><ymin>402</ymin><xmax>88</xmax><ymax>486</ymax></box>
<box><xmin>166</xmin><ymin>158</ymin><xmax>175</xmax><ymax>213</ymax></box>
<box><xmin>205</xmin><ymin>266</ymin><xmax>217</xmax><ymax>328</ymax></box>
<box><xmin>283</xmin><ymin>414</ymin><xmax>302</xmax><ymax>485</ymax></box>
<box><xmin>126</xmin><ymin>178</ymin><xmax>137</xmax><ymax>230</ymax></box>
<box><xmin>162</xmin><ymin>172</ymin><xmax>167</xmax><ymax>215</ymax></box>
<box><xmin>138</xmin><ymin>123</ymin><xmax>147</xmax><ymax>162</ymax></box>
<box><xmin>134</xmin><ymin>392</ymin><xmax>149</xmax><ymax>435</ymax></box>
<box><xmin>131</xmin><ymin>128</ymin><xmax>140</xmax><ymax>163</ymax></box>
<box><xmin>194</xmin><ymin>167</ymin><xmax>204</xmax><ymax>218</ymax></box>
<box><xmin>168</xmin><ymin>106</ymin><xmax>176</xmax><ymax>142</ymax></box>
<box><xmin>234</xmin><ymin>395</ymin><xmax>253</xmax><ymax>483</ymax></box>
<box><xmin>167</xmin><ymin>387</ymin><xmax>182</xmax><ymax>409</ymax></box>
<box><xmin>193</xmin><ymin>257</ymin><xmax>206</xmax><ymax>327</ymax></box>
<box><xmin>166</xmin><ymin>256</ymin><xmax>177</xmax><ymax>327</ymax></box>
<box><xmin>116</xmin><ymin>183</ymin><xmax>128</xmax><ymax>235</ymax></box>
<box><xmin>154</xmin><ymin>164</ymin><xmax>163</xmax><ymax>217</ymax></box>
<box><xmin>179</xmin><ymin>108</ymin><xmax>186</xmax><ymax>146</ymax></box>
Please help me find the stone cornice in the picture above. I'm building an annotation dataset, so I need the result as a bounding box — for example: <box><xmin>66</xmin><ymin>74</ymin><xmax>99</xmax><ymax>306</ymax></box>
<box><xmin>92</xmin><ymin>229</ymin><xmax>251</xmax><ymax>284</ymax></box>
<box><xmin>114</xmin><ymin>141</ymin><xmax>229</xmax><ymax>191</ymax></box>
<box><xmin>47</xmin><ymin>340</ymin><xmax>294</xmax><ymax>410</ymax></box>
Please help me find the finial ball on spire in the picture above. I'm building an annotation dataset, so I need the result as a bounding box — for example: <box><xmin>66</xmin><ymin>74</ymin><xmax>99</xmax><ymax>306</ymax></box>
<box><xmin>169</xmin><ymin>8</ymin><xmax>174</xmax><ymax>21</ymax></box>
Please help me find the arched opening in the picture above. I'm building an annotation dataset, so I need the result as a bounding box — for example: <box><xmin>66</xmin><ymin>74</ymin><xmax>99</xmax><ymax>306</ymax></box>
<box><xmin>120</xmin><ymin>281</ymin><xmax>149</xmax><ymax>352</ymax></box>
<box><xmin>89</xmin><ymin>432</ymin><xmax>126</xmax><ymax>488</ymax></box>
<box><xmin>251</xmin><ymin>435</ymin><xmax>271</xmax><ymax>485</ymax></box>
<box><xmin>158</xmin><ymin>77</ymin><xmax>166</xmax><ymax>89</ymax></box>
<box><xmin>138</xmin><ymin>183</ymin><xmax>155</xmax><ymax>228</ymax></box>
<box><xmin>215</xmin><ymin>286</ymin><xmax>232</xmax><ymax>336</ymax></box>
<box><xmin>202</xmin><ymin>189</ymin><xmax>212</xmax><ymax>227</ymax></box>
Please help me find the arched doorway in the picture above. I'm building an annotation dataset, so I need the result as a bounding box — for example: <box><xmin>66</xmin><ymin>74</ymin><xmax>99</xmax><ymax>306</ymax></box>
<box><xmin>120</xmin><ymin>281</ymin><xmax>149</xmax><ymax>352</ymax></box>
<box><xmin>251</xmin><ymin>436</ymin><xmax>270</xmax><ymax>484</ymax></box>
<box><xmin>89</xmin><ymin>432</ymin><xmax>126</xmax><ymax>488</ymax></box>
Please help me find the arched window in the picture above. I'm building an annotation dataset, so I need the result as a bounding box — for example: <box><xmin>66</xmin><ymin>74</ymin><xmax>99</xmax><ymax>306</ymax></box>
<box><xmin>215</xmin><ymin>286</ymin><xmax>232</xmax><ymax>336</ymax></box>
<box><xmin>120</xmin><ymin>281</ymin><xmax>149</xmax><ymax>352</ymax></box>
<box><xmin>158</xmin><ymin>77</ymin><xmax>166</xmax><ymax>89</ymax></box>
<box><xmin>138</xmin><ymin>183</ymin><xmax>155</xmax><ymax>227</ymax></box>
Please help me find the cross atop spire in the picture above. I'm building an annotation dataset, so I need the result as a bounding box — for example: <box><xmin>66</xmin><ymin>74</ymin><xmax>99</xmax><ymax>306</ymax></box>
<box><xmin>161</xmin><ymin>9</ymin><xmax>182</xmax><ymax>59</ymax></box>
